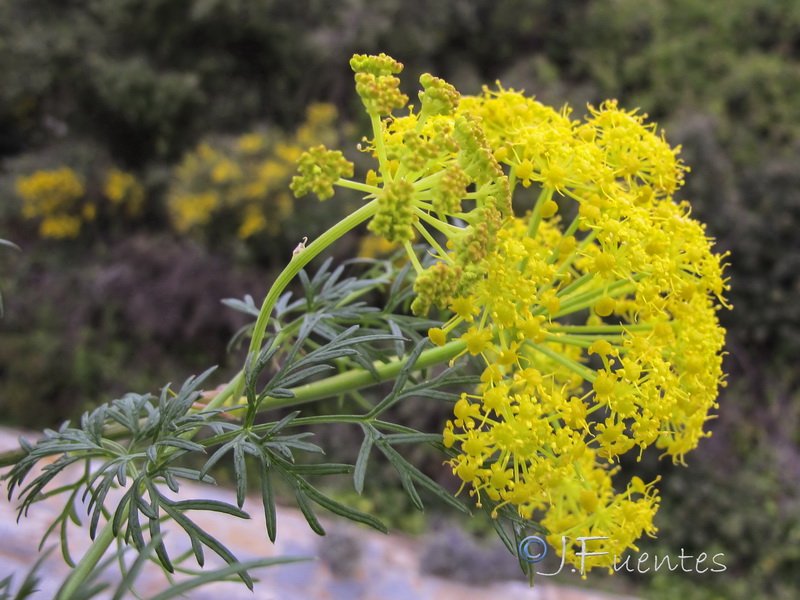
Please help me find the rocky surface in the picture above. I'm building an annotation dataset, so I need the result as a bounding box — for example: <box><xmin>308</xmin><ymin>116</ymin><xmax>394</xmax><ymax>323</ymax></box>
<box><xmin>0</xmin><ymin>426</ymin><xmax>640</xmax><ymax>600</ymax></box>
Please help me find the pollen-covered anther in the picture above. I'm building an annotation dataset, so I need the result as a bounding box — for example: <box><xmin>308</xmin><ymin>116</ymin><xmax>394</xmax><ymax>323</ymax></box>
<box><xmin>541</xmin><ymin>199</ymin><xmax>559</xmax><ymax>218</ymax></box>
<box><xmin>589</xmin><ymin>339</ymin><xmax>615</xmax><ymax>357</ymax></box>
<box><xmin>593</xmin><ymin>371</ymin><xmax>617</xmax><ymax>397</ymax></box>
<box><xmin>591</xmin><ymin>253</ymin><xmax>617</xmax><ymax>277</ymax></box>
<box><xmin>459</xmin><ymin>326</ymin><xmax>493</xmax><ymax>356</ymax></box>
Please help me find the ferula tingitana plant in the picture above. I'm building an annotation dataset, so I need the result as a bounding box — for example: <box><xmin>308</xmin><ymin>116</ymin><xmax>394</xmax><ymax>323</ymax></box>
<box><xmin>292</xmin><ymin>53</ymin><xmax>729</xmax><ymax>571</ymax></box>
<box><xmin>2</xmin><ymin>53</ymin><xmax>728</xmax><ymax>599</ymax></box>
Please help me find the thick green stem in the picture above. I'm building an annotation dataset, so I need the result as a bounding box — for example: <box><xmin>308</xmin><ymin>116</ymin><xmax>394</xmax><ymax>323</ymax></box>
<box><xmin>256</xmin><ymin>339</ymin><xmax>466</xmax><ymax>411</ymax></box>
<box><xmin>249</xmin><ymin>200</ymin><xmax>380</xmax><ymax>357</ymax></box>
<box><xmin>197</xmin><ymin>340</ymin><xmax>467</xmax><ymax>448</ymax></box>
<box><xmin>57</xmin><ymin>511</ymin><xmax>122</xmax><ymax>600</ymax></box>
<box><xmin>0</xmin><ymin>340</ymin><xmax>468</xmax><ymax>468</ymax></box>
<box><xmin>220</xmin><ymin>199</ymin><xmax>380</xmax><ymax>406</ymax></box>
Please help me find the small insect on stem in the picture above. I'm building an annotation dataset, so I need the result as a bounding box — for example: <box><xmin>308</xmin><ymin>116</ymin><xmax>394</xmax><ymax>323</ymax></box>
<box><xmin>292</xmin><ymin>236</ymin><xmax>309</xmax><ymax>259</ymax></box>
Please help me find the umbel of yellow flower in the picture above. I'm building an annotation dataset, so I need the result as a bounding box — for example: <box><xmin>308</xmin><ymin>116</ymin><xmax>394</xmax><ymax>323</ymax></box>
<box><xmin>291</xmin><ymin>54</ymin><xmax>729</xmax><ymax>573</ymax></box>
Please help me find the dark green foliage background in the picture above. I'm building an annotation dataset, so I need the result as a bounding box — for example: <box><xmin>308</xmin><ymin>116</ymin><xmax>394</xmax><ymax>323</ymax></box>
<box><xmin>2</xmin><ymin>1</ymin><xmax>799</xmax><ymax>598</ymax></box>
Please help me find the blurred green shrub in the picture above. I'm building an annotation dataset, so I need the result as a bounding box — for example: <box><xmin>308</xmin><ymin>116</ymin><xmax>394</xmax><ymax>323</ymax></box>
<box><xmin>0</xmin><ymin>234</ymin><xmax>265</xmax><ymax>428</ymax></box>
<box><xmin>85</xmin><ymin>55</ymin><xmax>203</xmax><ymax>164</ymax></box>
<box><xmin>0</xmin><ymin>0</ymin><xmax>363</xmax><ymax>163</ymax></box>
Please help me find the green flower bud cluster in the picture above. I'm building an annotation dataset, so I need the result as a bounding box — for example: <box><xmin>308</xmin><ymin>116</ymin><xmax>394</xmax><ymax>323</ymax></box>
<box><xmin>392</xmin><ymin>121</ymin><xmax>460</xmax><ymax>174</ymax></box>
<box><xmin>431</xmin><ymin>164</ymin><xmax>468</xmax><ymax>214</ymax></box>
<box><xmin>349</xmin><ymin>53</ymin><xmax>403</xmax><ymax>76</ymax></box>
<box><xmin>454</xmin><ymin>115</ymin><xmax>505</xmax><ymax>186</ymax></box>
<box><xmin>491</xmin><ymin>180</ymin><xmax>512</xmax><ymax>216</ymax></box>
<box><xmin>412</xmin><ymin>261</ymin><xmax>485</xmax><ymax>316</ymax></box>
<box><xmin>453</xmin><ymin>206</ymin><xmax>502</xmax><ymax>265</ymax></box>
<box><xmin>399</xmin><ymin>131</ymin><xmax>440</xmax><ymax>172</ymax></box>
<box><xmin>410</xmin><ymin>261</ymin><xmax>463</xmax><ymax>315</ymax></box>
<box><xmin>409</xmin><ymin>202</ymin><xmax>503</xmax><ymax>315</ymax></box>
<box><xmin>367</xmin><ymin>179</ymin><xmax>415</xmax><ymax>243</ymax></box>
<box><xmin>418</xmin><ymin>73</ymin><xmax>460</xmax><ymax>117</ymax></box>
<box><xmin>350</xmin><ymin>53</ymin><xmax>408</xmax><ymax>116</ymax></box>
<box><xmin>290</xmin><ymin>145</ymin><xmax>354</xmax><ymax>200</ymax></box>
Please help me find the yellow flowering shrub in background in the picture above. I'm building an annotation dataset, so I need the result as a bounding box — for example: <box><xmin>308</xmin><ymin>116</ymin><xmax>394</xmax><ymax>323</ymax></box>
<box><xmin>357</xmin><ymin>235</ymin><xmax>401</xmax><ymax>259</ymax></box>
<box><xmin>15</xmin><ymin>167</ymin><xmax>144</xmax><ymax>239</ymax></box>
<box><xmin>103</xmin><ymin>168</ymin><xmax>145</xmax><ymax>217</ymax></box>
<box><xmin>15</xmin><ymin>168</ymin><xmax>88</xmax><ymax>239</ymax></box>
<box><xmin>167</xmin><ymin>103</ymin><xmax>339</xmax><ymax>240</ymax></box>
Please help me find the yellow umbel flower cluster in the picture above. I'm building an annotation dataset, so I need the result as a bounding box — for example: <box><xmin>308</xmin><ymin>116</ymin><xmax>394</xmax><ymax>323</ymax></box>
<box><xmin>168</xmin><ymin>103</ymin><xmax>339</xmax><ymax>239</ymax></box>
<box><xmin>438</xmin><ymin>88</ymin><xmax>727</xmax><ymax>570</ymax></box>
<box><xmin>291</xmin><ymin>55</ymin><xmax>729</xmax><ymax>573</ymax></box>
<box><xmin>16</xmin><ymin>167</ymin><xmax>146</xmax><ymax>239</ymax></box>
